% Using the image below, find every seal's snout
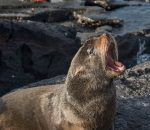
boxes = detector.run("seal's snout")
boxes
[94,33,110,55]
[94,33,112,51]
[99,33,110,45]
[94,33,125,77]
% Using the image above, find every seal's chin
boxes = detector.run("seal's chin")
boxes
[106,45,125,74]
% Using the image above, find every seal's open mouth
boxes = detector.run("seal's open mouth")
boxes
[106,44,125,73]
[95,33,125,75]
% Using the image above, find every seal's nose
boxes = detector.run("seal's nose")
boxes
[94,33,110,54]
[99,33,110,45]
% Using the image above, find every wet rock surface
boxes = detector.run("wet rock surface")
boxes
[116,96,150,130]
[116,30,150,67]
[115,61,150,130]
[115,62,150,130]
[115,61,150,98]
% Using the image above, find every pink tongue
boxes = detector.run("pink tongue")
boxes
[107,55,125,72]
[114,61,123,67]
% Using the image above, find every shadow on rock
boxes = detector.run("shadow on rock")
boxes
[0,20,80,95]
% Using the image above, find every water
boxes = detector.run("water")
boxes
[137,39,150,64]
[51,0,63,3]
[84,5,150,35]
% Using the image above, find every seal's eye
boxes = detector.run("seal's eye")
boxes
[87,48,94,55]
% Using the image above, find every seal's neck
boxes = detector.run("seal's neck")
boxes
[65,72,112,105]
[63,72,114,125]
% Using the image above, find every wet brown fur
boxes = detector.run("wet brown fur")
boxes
[0,33,122,130]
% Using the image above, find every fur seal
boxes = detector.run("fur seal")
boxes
[0,33,125,130]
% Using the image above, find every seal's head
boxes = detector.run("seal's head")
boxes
[69,33,125,79]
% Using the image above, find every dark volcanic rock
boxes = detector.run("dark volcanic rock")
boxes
[115,61,150,98]
[0,20,80,95]
[116,30,150,68]
[27,9,73,23]
[116,96,150,130]
[85,0,128,11]
[116,33,140,68]
[117,33,139,64]
[0,0,48,7]
[0,0,74,22]
[0,8,73,22]
[115,61,150,130]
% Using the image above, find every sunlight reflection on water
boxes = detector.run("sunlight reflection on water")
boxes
[137,39,150,64]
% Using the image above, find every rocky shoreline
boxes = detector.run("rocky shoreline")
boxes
[0,0,149,92]
[0,20,80,95]
[0,0,149,129]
